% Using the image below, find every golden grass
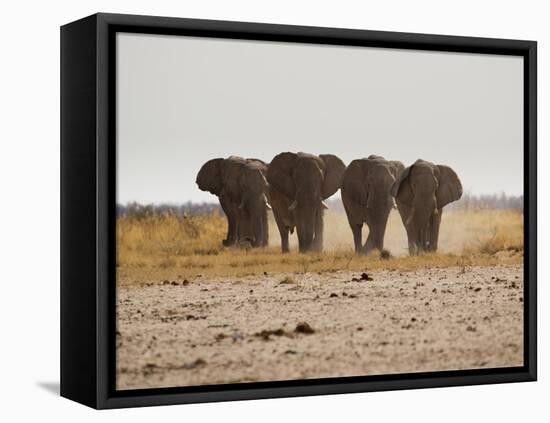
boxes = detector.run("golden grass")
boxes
[116,208,523,284]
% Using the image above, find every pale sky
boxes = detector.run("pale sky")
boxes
[116,32,523,204]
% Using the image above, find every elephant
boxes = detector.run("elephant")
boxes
[391,159,462,255]
[196,156,270,247]
[266,152,346,253]
[341,155,405,254]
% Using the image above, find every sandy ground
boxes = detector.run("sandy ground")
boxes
[116,264,524,390]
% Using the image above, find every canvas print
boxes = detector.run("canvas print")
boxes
[115,33,524,390]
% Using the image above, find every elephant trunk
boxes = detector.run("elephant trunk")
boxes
[293,198,326,253]
[410,194,437,252]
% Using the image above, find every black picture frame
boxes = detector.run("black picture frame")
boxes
[60,12,537,409]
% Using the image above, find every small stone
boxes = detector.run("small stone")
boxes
[295,322,315,334]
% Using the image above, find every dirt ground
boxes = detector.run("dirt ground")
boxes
[116,264,524,390]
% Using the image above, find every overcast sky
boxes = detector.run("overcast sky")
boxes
[116,32,523,204]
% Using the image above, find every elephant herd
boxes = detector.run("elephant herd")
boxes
[196,152,462,256]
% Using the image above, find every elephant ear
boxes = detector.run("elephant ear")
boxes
[196,158,224,195]
[436,165,462,207]
[266,152,297,199]
[391,165,413,206]
[319,154,346,199]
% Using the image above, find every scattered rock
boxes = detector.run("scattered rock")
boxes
[284,349,297,355]
[466,325,477,332]
[162,280,170,285]
[295,322,315,334]
[185,314,205,321]
[254,328,287,340]
[182,279,190,286]
[232,331,244,342]
[330,293,338,298]
[215,333,226,341]
[181,358,206,370]
[352,272,373,282]
[280,276,296,284]
[474,287,482,292]
[356,327,363,331]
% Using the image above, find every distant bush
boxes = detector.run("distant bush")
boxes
[447,192,523,211]
[117,201,222,218]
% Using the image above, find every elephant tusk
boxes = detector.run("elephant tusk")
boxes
[288,200,298,211]
[261,194,272,210]
[320,201,329,209]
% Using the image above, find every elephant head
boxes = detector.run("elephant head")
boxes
[267,152,346,253]
[195,158,225,196]
[196,156,270,247]
[391,159,462,254]
[342,155,405,254]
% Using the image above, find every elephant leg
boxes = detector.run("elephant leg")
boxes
[364,226,383,255]
[297,223,306,253]
[350,223,363,253]
[273,211,290,253]
[428,208,442,252]
[312,208,324,252]
[220,196,238,246]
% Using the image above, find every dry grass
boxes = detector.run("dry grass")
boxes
[116,208,523,284]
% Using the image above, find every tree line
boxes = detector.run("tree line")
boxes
[117,192,523,218]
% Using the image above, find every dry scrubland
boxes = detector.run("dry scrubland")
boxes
[116,209,523,283]
[116,208,524,389]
